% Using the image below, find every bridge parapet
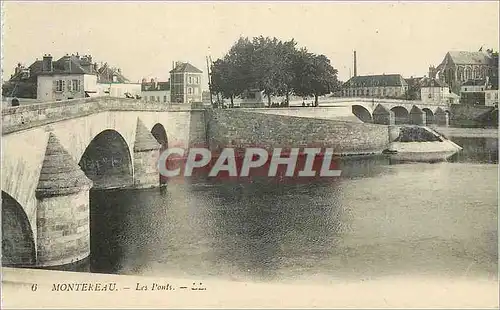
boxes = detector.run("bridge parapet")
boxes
[2,97,205,134]
[323,97,452,108]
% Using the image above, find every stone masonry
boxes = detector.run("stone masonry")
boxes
[133,118,161,188]
[35,133,93,267]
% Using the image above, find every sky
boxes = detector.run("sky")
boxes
[2,1,499,90]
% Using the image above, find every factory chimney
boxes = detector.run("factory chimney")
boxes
[353,50,357,77]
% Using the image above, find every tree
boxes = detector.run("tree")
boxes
[211,36,339,107]
[293,51,338,106]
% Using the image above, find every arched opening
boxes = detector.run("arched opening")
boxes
[151,123,169,185]
[2,191,36,266]
[79,129,133,189]
[151,123,168,151]
[391,106,409,124]
[422,108,434,125]
[352,105,372,123]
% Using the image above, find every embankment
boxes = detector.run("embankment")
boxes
[206,109,389,155]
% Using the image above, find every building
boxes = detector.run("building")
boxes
[2,62,40,99]
[434,49,498,94]
[485,76,499,107]
[404,76,424,100]
[36,54,98,102]
[169,61,203,104]
[420,77,452,105]
[96,63,141,98]
[342,74,409,99]
[461,77,498,106]
[141,78,170,103]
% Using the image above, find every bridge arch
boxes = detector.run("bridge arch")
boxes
[151,123,169,151]
[78,129,133,188]
[391,106,409,124]
[2,191,36,266]
[422,108,434,125]
[151,123,169,185]
[352,105,372,123]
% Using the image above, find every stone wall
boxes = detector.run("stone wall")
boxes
[206,109,390,155]
[36,190,90,266]
[188,110,209,147]
[450,104,498,128]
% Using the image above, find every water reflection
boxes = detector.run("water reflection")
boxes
[449,137,498,164]
[86,137,497,283]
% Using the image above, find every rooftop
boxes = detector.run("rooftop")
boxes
[141,80,170,91]
[420,77,448,88]
[445,51,493,65]
[343,74,408,87]
[169,62,203,74]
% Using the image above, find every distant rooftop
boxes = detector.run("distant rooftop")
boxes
[344,74,408,87]
[142,80,170,91]
[169,62,203,74]
[444,51,493,65]
[420,77,448,88]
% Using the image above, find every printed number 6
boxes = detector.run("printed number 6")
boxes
[31,284,38,292]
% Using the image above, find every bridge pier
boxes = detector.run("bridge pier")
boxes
[35,133,93,267]
[409,105,426,125]
[133,118,162,188]
[434,108,449,127]
[373,104,395,125]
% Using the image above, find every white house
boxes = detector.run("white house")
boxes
[141,78,170,103]
[36,54,98,102]
[420,77,452,105]
[96,63,141,98]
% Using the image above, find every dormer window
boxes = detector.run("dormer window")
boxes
[113,75,118,82]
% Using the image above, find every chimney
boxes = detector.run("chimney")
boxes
[175,61,183,67]
[428,66,436,79]
[353,51,357,77]
[42,54,53,72]
[63,55,72,72]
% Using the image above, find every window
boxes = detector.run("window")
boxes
[196,77,200,84]
[189,76,192,84]
[163,96,167,103]
[495,93,498,99]
[156,96,160,102]
[55,80,65,92]
[150,96,154,101]
[188,87,193,95]
[481,87,484,91]
[72,80,80,92]
[486,93,491,99]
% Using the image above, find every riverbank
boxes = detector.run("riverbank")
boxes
[433,126,498,138]
[2,267,498,308]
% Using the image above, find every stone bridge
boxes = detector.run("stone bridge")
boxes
[319,97,451,126]
[1,96,449,270]
[1,97,208,268]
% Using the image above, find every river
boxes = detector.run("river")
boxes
[88,135,498,285]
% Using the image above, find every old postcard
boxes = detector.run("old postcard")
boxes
[1,1,498,308]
